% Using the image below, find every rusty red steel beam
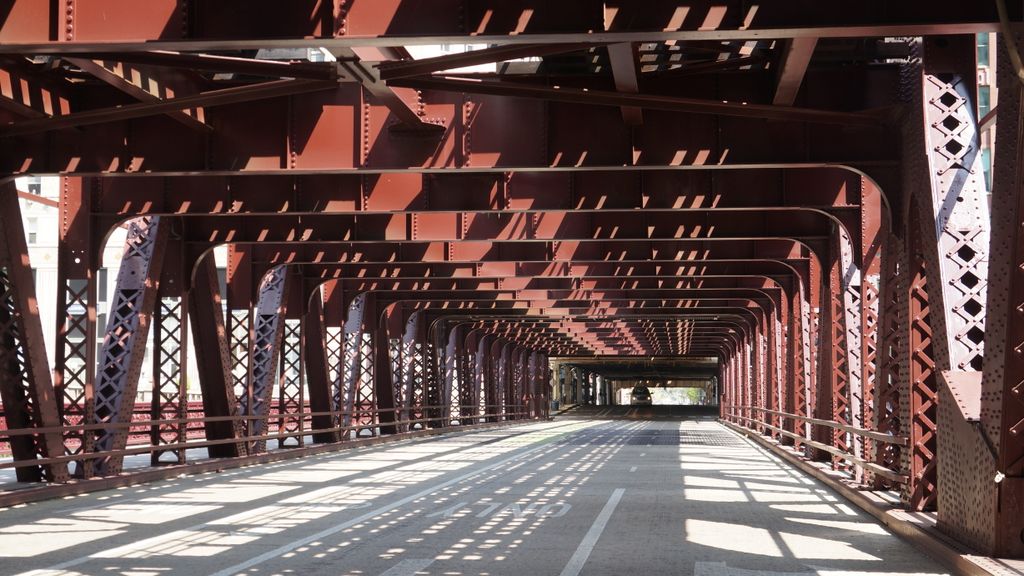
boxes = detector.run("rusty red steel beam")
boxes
[0,81,897,174]
[377,43,602,80]
[387,76,886,127]
[434,315,748,355]
[334,47,439,132]
[606,43,643,125]
[429,315,750,350]
[0,1,1013,51]
[772,38,819,106]
[244,240,810,265]
[87,169,864,215]
[0,58,75,118]
[162,210,836,243]
[68,51,341,80]
[1,78,338,137]
[64,57,212,133]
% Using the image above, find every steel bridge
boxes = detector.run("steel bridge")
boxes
[0,2,1023,574]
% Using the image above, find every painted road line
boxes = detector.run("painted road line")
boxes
[630,466,638,472]
[379,558,435,576]
[558,488,625,576]
[25,424,582,576]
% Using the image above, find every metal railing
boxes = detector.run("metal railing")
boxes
[0,402,542,477]
[724,406,908,483]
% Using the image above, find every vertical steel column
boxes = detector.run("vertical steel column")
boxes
[189,256,244,458]
[383,307,405,433]
[906,204,939,511]
[442,324,462,425]
[92,216,168,476]
[373,302,398,436]
[787,287,805,445]
[277,315,304,448]
[512,346,525,418]
[500,341,513,418]
[838,226,865,472]
[526,351,538,418]
[910,36,994,540]
[0,182,68,482]
[341,293,376,436]
[150,231,188,465]
[241,265,289,454]
[973,32,1024,557]
[462,330,480,424]
[226,245,253,426]
[488,337,504,422]
[402,311,427,430]
[321,282,345,434]
[860,179,884,476]
[875,234,904,484]
[54,177,94,477]
[304,288,339,443]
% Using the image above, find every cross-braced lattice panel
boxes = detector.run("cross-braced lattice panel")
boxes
[407,341,426,428]
[228,309,251,415]
[907,254,938,511]
[93,217,163,463]
[57,278,92,459]
[151,297,185,464]
[325,326,344,429]
[0,267,59,480]
[277,319,303,447]
[245,312,277,452]
[876,240,904,482]
[355,332,375,436]
[923,73,990,371]
[388,337,406,431]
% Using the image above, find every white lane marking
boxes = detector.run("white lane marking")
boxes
[558,488,625,576]
[379,558,435,576]
[629,466,638,473]
[640,453,646,457]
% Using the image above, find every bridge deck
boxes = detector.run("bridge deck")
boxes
[0,414,947,576]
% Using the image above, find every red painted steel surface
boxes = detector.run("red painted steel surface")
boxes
[0,4,1019,558]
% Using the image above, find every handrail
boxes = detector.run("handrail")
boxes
[727,414,908,483]
[0,403,526,438]
[734,406,908,446]
[0,403,540,473]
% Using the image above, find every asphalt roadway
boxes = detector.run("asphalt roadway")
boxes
[0,408,949,575]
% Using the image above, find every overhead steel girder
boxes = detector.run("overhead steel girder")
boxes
[392,304,764,342]
[88,169,864,216]
[442,321,747,356]
[0,1,1013,50]
[248,240,811,266]
[161,210,835,246]
[0,85,895,175]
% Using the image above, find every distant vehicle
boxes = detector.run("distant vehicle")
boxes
[630,385,653,406]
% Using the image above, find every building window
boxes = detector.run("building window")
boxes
[27,217,38,244]
[979,85,991,119]
[978,33,990,67]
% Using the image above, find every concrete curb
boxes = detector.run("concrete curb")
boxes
[720,420,1023,576]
